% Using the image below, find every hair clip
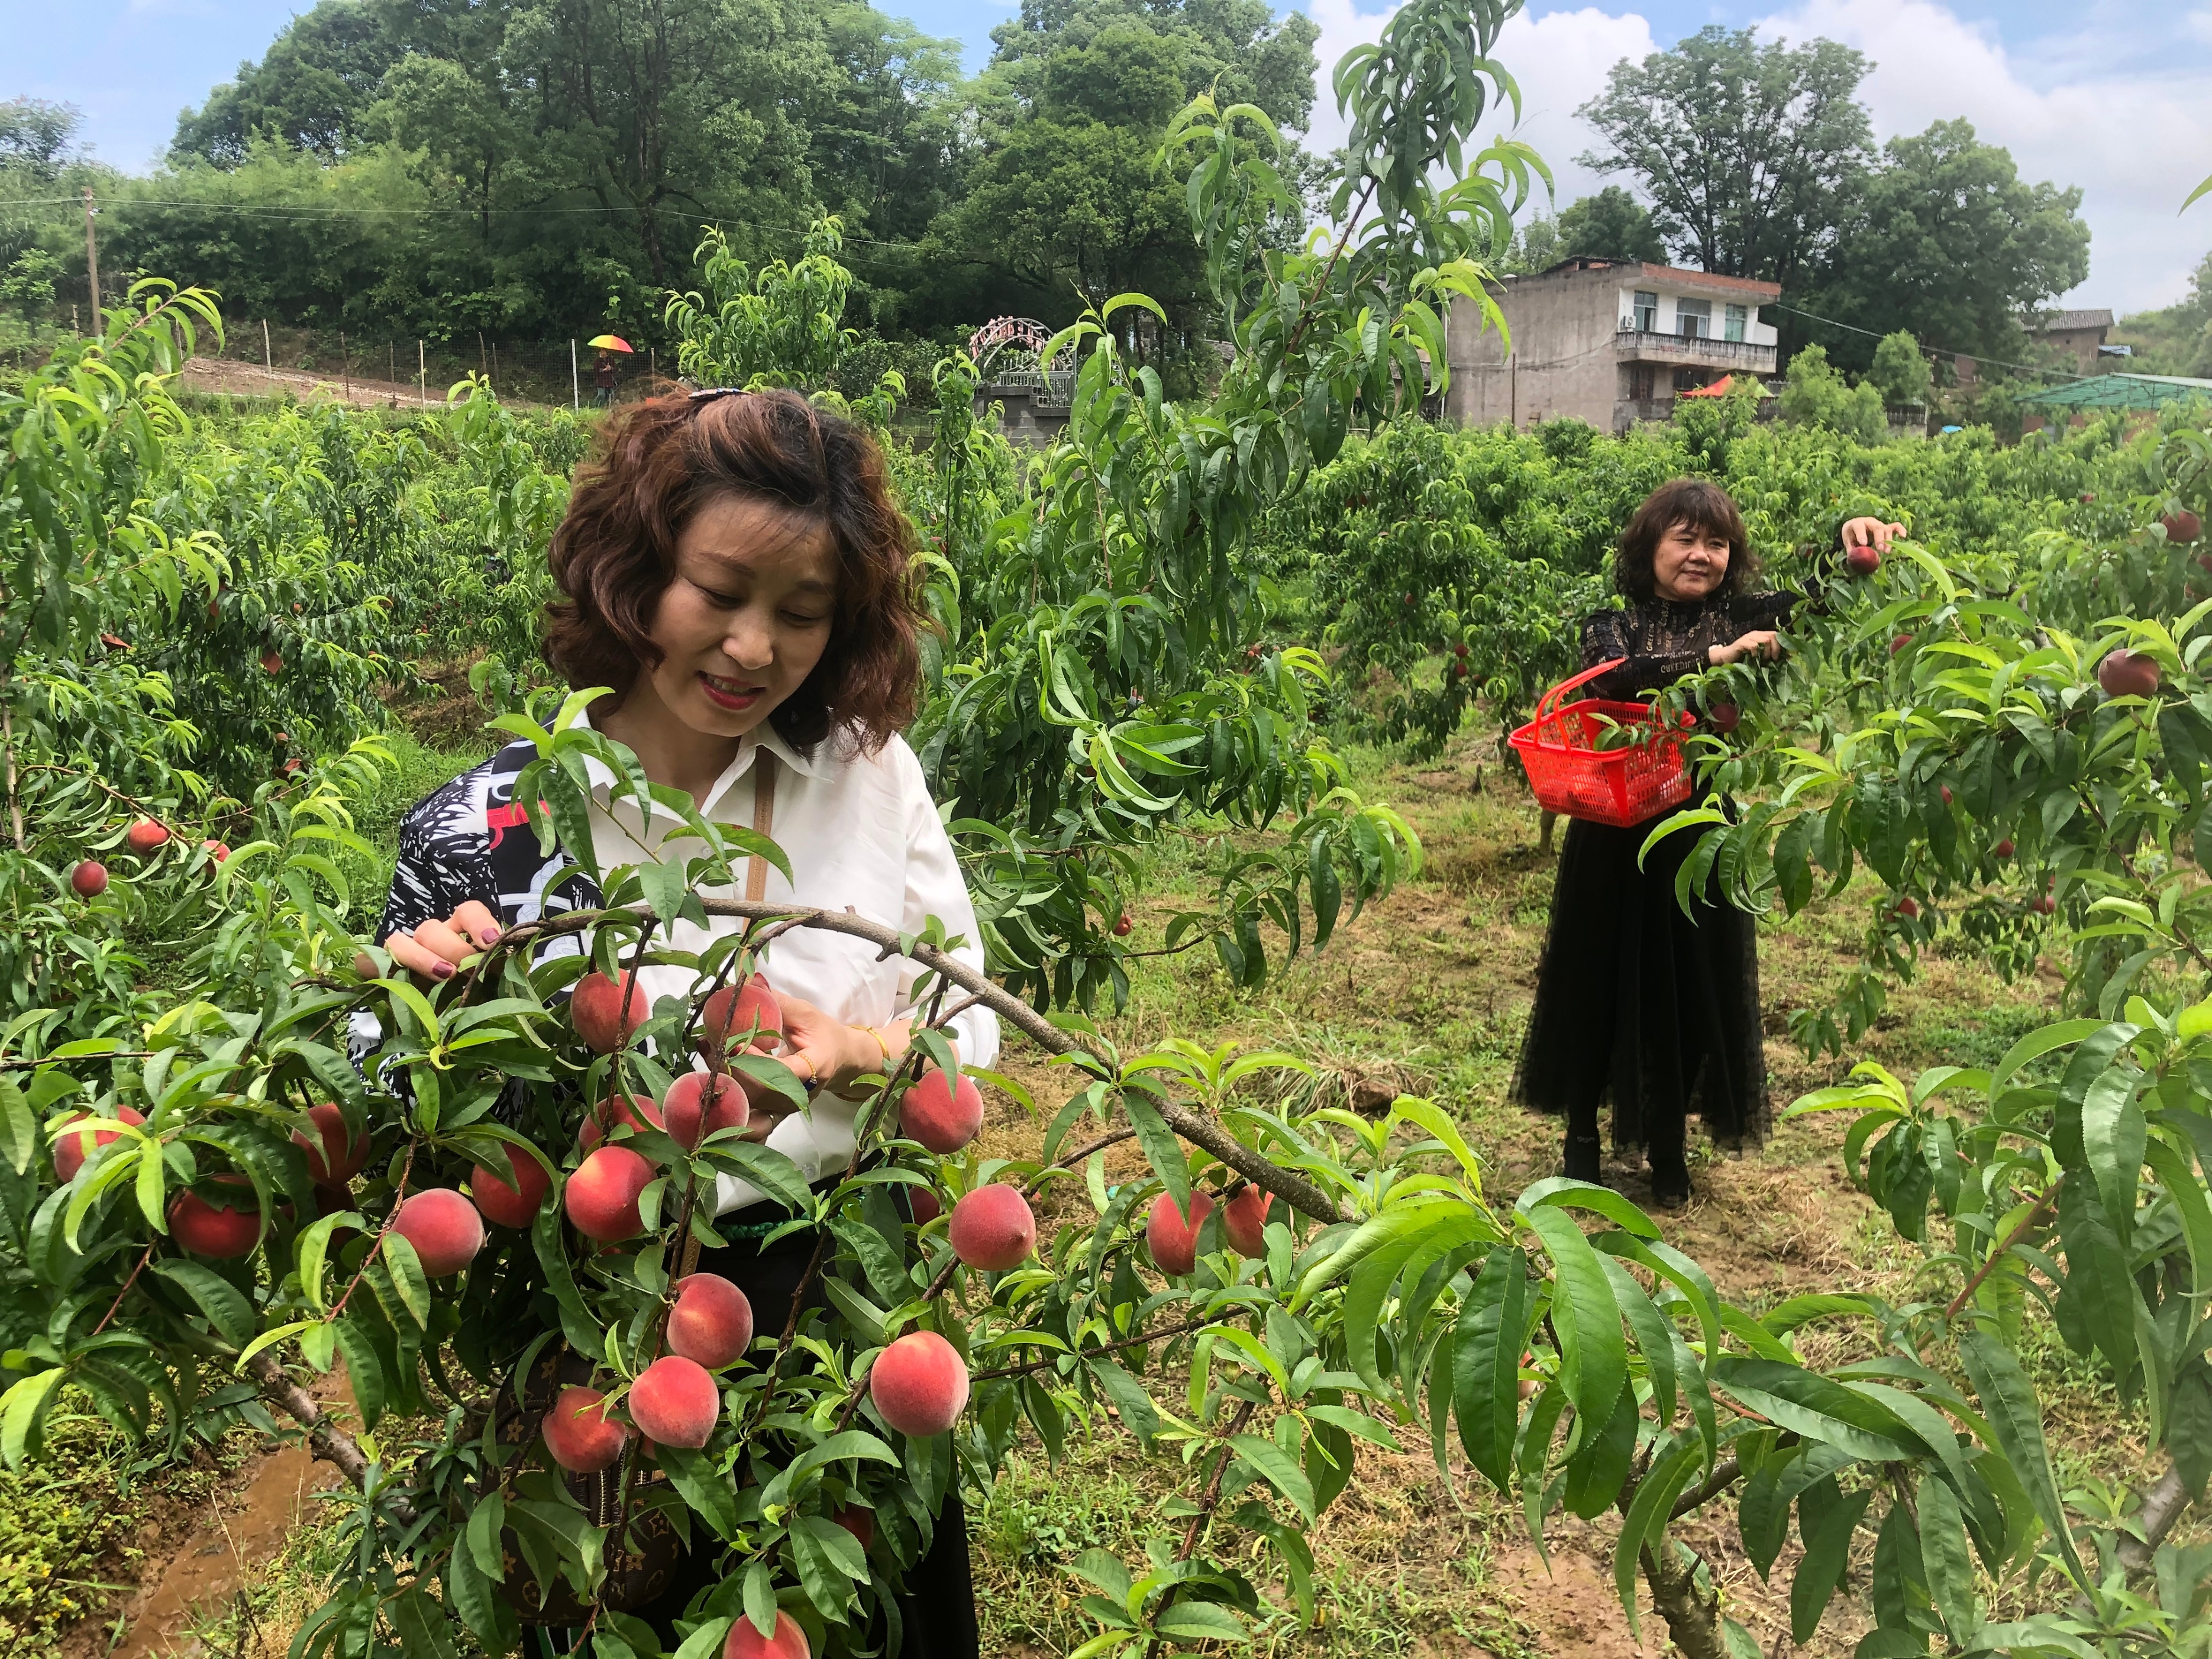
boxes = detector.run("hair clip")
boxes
[687,386,748,404]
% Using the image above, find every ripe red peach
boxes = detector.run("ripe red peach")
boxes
[580,1093,665,1157]
[908,1188,942,1225]
[70,860,108,898]
[724,1610,809,1659]
[565,1146,653,1241]
[293,1102,370,1184]
[1222,1184,1277,1255]
[834,1506,874,1551]
[948,1185,1035,1271]
[170,1183,261,1258]
[470,1154,551,1228]
[125,819,170,854]
[661,1071,747,1148]
[53,1106,144,1182]
[1147,1190,1216,1276]
[901,1069,983,1155]
[2098,650,2161,700]
[389,1188,486,1276]
[571,969,649,1053]
[869,1330,970,1438]
[628,1354,721,1448]
[703,977,783,1053]
[542,1385,630,1473]
[666,1273,755,1368]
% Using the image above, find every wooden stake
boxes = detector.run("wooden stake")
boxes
[419,339,427,406]
[262,318,272,375]
[81,189,99,323]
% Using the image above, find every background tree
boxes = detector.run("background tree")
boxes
[921,0,1320,367]
[169,0,402,165]
[1575,26,1873,289]
[0,97,87,179]
[1867,328,1933,405]
[1557,185,1666,263]
[1777,340,1884,440]
[1801,119,2089,370]
[2112,250,2212,376]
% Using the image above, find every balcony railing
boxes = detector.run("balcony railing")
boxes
[1616,327,1778,372]
[979,367,1077,407]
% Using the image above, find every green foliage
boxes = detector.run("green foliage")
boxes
[5,11,2211,1657]
[666,218,885,405]
[1803,120,2092,373]
[1868,330,1935,408]
[1779,343,1888,442]
[1574,25,1875,286]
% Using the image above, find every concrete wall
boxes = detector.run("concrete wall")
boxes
[1446,266,1624,430]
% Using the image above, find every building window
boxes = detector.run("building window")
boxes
[1633,291,1658,333]
[1629,364,1656,402]
[1724,304,1746,342]
[1675,298,1712,339]
[1671,366,1701,392]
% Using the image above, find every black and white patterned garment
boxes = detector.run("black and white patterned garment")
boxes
[351,740,602,1072]
[377,739,605,941]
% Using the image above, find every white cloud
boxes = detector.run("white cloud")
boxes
[1304,0,1654,217]
[1755,0,2209,314]
[1301,0,2211,317]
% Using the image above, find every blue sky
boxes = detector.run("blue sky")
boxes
[7,0,2208,311]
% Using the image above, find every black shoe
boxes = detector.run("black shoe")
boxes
[1564,1132,1603,1184]
[1647,1147,1691,1209]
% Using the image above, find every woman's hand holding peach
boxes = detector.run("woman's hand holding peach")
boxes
[382,900,502,979]
[1840,516,1906,556]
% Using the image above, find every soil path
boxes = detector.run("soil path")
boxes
[92,1376,352,1659]
[177,355,551,411]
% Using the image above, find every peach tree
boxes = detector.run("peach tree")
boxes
[1640,429,2212,1650]
[4,8,2191,1659]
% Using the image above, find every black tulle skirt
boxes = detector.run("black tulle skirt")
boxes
[1512,801,1770,1150]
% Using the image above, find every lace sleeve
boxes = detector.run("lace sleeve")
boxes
[1581,610,1708,700]
[1737,589,1807,630]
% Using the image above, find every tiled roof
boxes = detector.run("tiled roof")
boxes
[1530,257,1781,299]
[2030,309,2114,333]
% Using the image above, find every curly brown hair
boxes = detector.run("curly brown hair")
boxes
[544,389,921,754]
[1613,477,1755,603]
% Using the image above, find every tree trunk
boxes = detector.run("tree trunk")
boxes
[1642,1537,1726,1659]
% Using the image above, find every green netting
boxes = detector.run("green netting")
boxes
[2019,373,2212,409]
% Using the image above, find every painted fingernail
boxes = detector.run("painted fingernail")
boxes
[479,929,500,945]
[432,961,455,979]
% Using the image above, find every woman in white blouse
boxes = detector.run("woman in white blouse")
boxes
[373,386,991,1652]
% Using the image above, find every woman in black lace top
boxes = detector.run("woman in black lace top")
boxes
[1512,479,1902,1206]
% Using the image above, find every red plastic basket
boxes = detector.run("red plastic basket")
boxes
[1509,659,1694,828]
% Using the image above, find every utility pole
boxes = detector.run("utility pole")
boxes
[81,189,99,322]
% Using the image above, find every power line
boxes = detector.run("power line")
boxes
[1769,300,2098,383]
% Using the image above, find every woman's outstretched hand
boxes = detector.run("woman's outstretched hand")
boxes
[762,992,914,1102]
[1841,515,1907,556]
[379,900,502,979]
[1708,630,1780,666]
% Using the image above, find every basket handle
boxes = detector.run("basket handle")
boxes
[1536,659,1626,720]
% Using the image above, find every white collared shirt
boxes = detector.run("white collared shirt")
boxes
[570,715,999,1214]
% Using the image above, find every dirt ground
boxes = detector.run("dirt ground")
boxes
[177,354,552,410]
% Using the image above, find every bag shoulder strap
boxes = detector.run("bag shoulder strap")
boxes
[746,750,777,902]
